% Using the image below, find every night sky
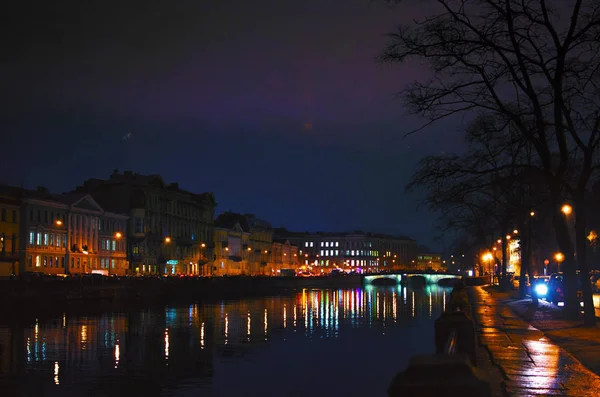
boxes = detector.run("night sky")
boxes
[2,0,463,250]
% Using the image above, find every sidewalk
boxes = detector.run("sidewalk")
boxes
[471,286,600,396]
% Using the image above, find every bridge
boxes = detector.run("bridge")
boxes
[362,272,461,285]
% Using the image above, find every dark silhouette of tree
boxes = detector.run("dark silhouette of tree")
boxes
[383,0,600,324]
[408,114,548,297]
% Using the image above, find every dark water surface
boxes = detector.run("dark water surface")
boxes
[0,285,451,397]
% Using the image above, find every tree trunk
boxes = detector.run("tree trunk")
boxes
[519,220,529,299]
[552,210,579,320]
[500,225,509,291]
[575,196,596,325]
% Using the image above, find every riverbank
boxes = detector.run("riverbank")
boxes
[0,275,363,312]
[485,285,600,377]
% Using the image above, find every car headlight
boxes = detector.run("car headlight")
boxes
[535,284,548,296]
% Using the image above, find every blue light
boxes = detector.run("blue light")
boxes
[535,284,548,296]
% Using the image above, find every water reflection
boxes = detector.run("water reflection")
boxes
[0,285,450,397]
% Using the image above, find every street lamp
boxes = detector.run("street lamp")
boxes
[55,220,63,226]
[554,252,565,273]
[164,237,171,244]
[561,204,573,215]
[115,232,122,239]
[530,211,535,217]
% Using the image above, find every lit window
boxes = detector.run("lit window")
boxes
[335,250,339,256]
[351,250,355,256]
[320,250,324,256]
[325,242,329,247]
[29,231,34,245]
[112,240,116,251]
[325,250,329,256]
[305,242,308,247]
[36,233,41,246]
[336,242,339,247]
[35,255,41,267]
[321,242,324,247]
[310,242,313,247]
[351,260,355,266]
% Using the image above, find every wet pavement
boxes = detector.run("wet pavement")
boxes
[472,287,600,396]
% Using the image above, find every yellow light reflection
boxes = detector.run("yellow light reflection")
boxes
[443,290,446,312]
[411,291,415,318]
[164,328,170,361]
[293,305,297,328]
[521,338,560,388]
[283,304,287,329]
[53,361,59,385]
[224,313,229,345]
[114,343,120,368]
[264,309,268,339]
[429,291,432,318]
[62,313,66,328]
[200,322,205,349]
[247,311,251,338]
[81,325,87,350]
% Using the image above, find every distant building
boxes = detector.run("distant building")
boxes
[0,185,130,276]
[274,229,417,273]
[212,213,300,276]
[416,252,443,271]
[73,170,216,275]
[0,185,22,278]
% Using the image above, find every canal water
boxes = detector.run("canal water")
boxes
[0,285,451,397]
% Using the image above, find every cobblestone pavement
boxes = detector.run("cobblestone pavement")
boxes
[472,286,600,396]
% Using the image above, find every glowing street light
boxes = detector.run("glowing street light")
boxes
[164,237,171,244]
[530,211,535,217]
[201,243,206,248]
[513,229,518,234]
[506,235,511,240]
[55,220,63,226]
[561,204,573,215]
[115,232,122,239]
[554,252,565,262]
[497,239,502,244]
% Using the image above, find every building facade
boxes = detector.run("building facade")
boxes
[0,186,21,278]
[276,230,417,274]
[73,171,216,276]
[416,252,443,271]
[271,239,300,275]
[17,188,128,276]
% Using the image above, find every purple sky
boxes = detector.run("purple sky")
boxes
[2,0,462,250]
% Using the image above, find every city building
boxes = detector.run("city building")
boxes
[73,171,216,275]
[0,185,22,278]
[275,229,417,273]
[271,238,300,275]
[18,187,128,276]
[213,212,252,276]
[416,252,443,271]
[212,212,278,276]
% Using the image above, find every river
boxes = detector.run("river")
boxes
[0,285,452,397]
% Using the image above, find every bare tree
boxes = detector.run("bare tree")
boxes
[383,0,600,324]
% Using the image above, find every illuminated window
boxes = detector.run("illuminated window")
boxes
[35,255,41,267]
[320,250,324,256]
[112,240,116,251]
[351,250,355,256]
[320,242,324,247]
[335,250,339,256]
[351,260,355,266]
[325,250,329,256]
[305,242,308,247]
[29,231,34,245]
[36,233,41,246]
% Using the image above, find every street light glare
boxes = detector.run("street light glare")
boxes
[530,211,535,217]
[561,204,573,215]
[164,237,171,243]
[554,252,565,262]
[115,232,122,239]
[55,220,63,226]
[513,229,518,234]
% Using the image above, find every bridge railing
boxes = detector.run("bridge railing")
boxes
[387,283,491,397]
